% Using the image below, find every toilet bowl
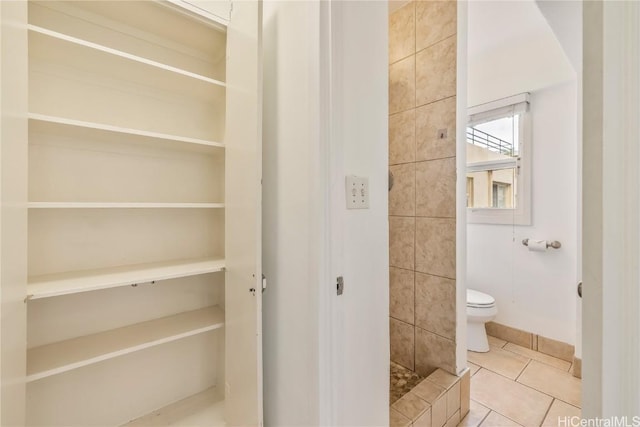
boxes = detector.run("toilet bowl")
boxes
[467,289,497,353]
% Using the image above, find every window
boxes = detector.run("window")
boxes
[466,93,531,225]
[466,177,474,207]
[492,182,511,208]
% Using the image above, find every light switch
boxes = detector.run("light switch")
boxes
[345,175,369,209]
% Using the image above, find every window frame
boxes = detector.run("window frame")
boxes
[466,93,532,225]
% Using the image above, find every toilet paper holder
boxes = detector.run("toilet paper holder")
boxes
[522,238,562,249]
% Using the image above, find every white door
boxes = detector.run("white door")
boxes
[224,0,264,425]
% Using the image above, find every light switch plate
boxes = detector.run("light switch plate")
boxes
[345,175,369,209]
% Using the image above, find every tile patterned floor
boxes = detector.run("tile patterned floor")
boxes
[461,335,581,427]
[390,334,582,427]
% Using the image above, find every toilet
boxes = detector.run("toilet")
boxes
[467,289,498,353]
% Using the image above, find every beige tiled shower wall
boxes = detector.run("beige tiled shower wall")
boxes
[389,0,457,377]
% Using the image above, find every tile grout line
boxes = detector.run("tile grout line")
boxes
[473,361,534,385]
[415,33,457,58]
[476,407,491,427]
[469,342,582,421]
[514,356,531,382]
[484,358,580,409]
[516,378,582,410]
[470,363,525,383]
[389,214,456,220]
[389,94,457,118]
[473,369,545,427]
[389,264,456,282]
[538,398,556,427]
[504,341,582,409]
[500,345,572,372]
[389,153,457,167]
[486,409,525,427]
[411,0,417,376]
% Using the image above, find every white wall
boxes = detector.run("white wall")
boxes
[262,1,389,426]
[331,2,389,425]
[535,0,583,360]
[467,81,578,344]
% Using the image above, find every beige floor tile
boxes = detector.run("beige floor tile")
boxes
[468,362,481,376]
[458,400,490,427]
[542,399,581,426]
[392,392,430,422]
[487,335,507,349]
[471,369,553,426]
[467,347,530,380]
[390,408,411,427]
[503,343,571,372]
[480,411,522,426]
[517,361,581,408]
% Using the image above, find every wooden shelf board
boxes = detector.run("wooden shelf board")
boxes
[28,24,225,87]
[27,258,225,300]
[27,306,225,382]
[28,202,225,209]
[123,387,225,426]
[29,113,225,149]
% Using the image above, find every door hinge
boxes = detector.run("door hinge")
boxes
[337,276,344,296]
[250,275,266,296]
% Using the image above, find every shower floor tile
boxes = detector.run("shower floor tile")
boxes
[390,362,425,404]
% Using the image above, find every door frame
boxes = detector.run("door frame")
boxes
[582,0,640,416]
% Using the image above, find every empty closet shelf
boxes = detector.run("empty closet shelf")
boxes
[28,202,225,209]
[27,305,225,382]
[27,258,225,299]
[123,387,225,426]
[29,113,225,149]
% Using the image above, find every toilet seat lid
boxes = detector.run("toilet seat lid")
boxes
[467,289,495,307]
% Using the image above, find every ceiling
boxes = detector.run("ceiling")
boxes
[468,0,554,61]
[466,0,576,105]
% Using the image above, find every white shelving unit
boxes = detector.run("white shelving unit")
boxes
[0,1,263,426]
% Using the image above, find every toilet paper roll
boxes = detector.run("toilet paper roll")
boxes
[527,239,547,252]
